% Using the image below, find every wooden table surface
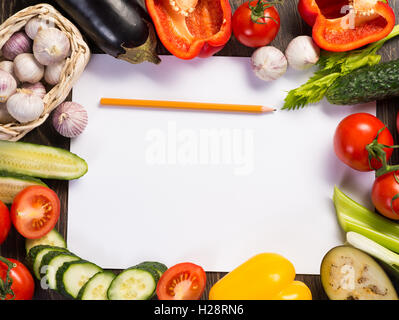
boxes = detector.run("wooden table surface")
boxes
[1,0,398,301]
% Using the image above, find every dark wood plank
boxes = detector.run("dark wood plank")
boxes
[0,0,397,301]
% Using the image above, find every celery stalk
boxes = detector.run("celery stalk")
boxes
[333,186,399,253]
[346,232,399,276]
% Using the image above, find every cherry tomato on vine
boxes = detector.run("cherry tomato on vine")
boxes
[0,257,34,300]
[232,0,281,48]
[0,201,11,245]
[334,113,394,172]
[11,186,60,239]
[372,171,399,220]
[156,263,206,300]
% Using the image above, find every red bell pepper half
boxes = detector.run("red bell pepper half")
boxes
[298,0,395,52]
[145,0,232,60]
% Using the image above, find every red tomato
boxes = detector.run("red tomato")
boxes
[232,1,280,48]
[0,258,34,300]
[11,186,60,239]
[372,171,399,220]
[0,201,11,245]
[156,263,206,300]
[334,113,394,172]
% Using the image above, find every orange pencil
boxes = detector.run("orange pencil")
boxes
[100,98,276,114]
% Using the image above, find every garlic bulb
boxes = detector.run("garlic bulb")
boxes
[25,17,55,40]
[285,36,320,71]
[0,70,17,103]
[0,61,18,84]
[22,82,46,99]
[1,32,32,60]
[0,102,15,124]
[45,60,65,85]
[7,90,44,123]
[14,53,44,84]
[52,102,88,138]
[251,46,288,82]
[33,28,70,66]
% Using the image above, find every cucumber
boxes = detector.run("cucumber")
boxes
[135,261,167,277]
[56,260,103,299]
[25,229,66,254]
[107,267,158,300]
[326,59,399,105]
[77,271,116,300]
[0,171,46,204]
[321,246,398,300]
[42,252,80,290]
[28,245,68,279]
[0,140,88,180]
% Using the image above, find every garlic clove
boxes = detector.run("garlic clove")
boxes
[0,70,17,103]
[44,60,65,85]
[25,17,56,40]
[251,46,288,82]
[0,102,15,124]
[52,102,88,138]
[14,53,44,84]
[6,91,44,124]
[1,31,32,61]
[21,82,46,99]
[33,28,70,66]
[285,36,320,71]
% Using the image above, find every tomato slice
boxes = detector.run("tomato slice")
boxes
[11,186,60,239]
[156,262,206,300]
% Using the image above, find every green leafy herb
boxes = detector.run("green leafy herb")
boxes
[283,24,399,110]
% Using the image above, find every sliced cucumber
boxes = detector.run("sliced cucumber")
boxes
[43,252,80,290]
[25,229,66,254]
[28,245,68,280]
[56,260,103,299]
[135,261,167,277]
[77,271,116,300]
[0,171,46,204]
[0,140,88,180]
[107,267,158,300]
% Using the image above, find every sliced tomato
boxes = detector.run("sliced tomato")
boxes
[156,262,206,300]
[11,186,60,239]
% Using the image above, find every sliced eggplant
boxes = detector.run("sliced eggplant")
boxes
[321,246,398,300]
[56,0,160,64]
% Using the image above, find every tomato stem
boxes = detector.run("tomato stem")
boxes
[249,0,283,25]
[0,257,15,300]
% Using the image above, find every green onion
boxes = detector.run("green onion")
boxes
[346,232,399,278]
[333,186,399,253]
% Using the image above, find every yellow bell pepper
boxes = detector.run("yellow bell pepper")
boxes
[209,253,312,300]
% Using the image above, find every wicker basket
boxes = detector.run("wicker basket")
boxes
[0,3,90,141]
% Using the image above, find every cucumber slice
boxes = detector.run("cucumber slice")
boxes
[107,267,158,300]
[136,261,167,277]
[0,171,46,204]
[0,140,88,180]
[28,245,68,280]
[77,271,116,300]
[43,252,80,290]
[56,260,103,299]
[25,229,66,254]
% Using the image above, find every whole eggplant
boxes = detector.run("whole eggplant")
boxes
[56,0,161,64]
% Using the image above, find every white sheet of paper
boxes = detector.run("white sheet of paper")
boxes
[69,54,376,274]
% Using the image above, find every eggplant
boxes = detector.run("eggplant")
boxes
[56,0,160,64]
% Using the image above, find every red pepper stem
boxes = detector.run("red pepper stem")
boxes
[249,0,283,24]
[0,256,15,300]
